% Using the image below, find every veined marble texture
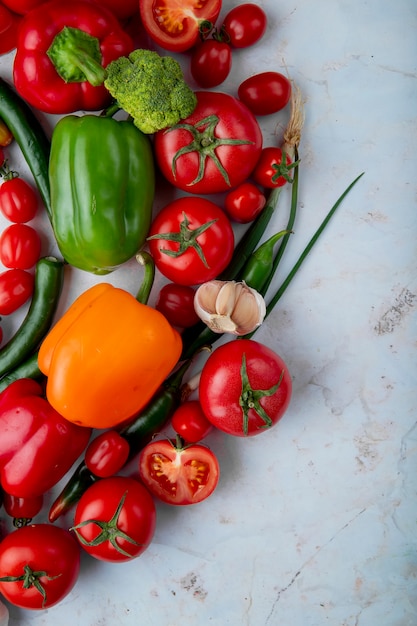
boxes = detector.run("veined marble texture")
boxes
[0,1,415,625]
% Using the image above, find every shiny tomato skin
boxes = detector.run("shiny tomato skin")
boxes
[224,182,266,223]
[199,339,292,437]
[253,147,294,189]
[138,438,220,505]
[155,283,200,327]
[148,196,234,286]
[73,476,156,562]
[171,401,213,443]
[0,223,41,269]
[3,493,44,521]
[0,177,38,223]
[238,71,292,116]
[0,524,80,609]
[0,268,34,315]
[139,0,222,52]
[85,430,130,478]
[191,40,232,88]
[222,3,267,48]
[154,91,263,195]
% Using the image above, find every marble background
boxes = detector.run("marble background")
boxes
[0,0,416,624]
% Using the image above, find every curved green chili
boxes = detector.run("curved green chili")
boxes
[0,78,52,220]
[0,256,64,380]
[0,353,42,394]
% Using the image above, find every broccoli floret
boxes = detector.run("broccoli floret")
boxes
[104,49,197,134]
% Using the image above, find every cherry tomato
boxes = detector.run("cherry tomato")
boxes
[199,339,292,437]
[138,436,220,505]
[252,147,296,189]
[0,524,80,609]
[191,39,232,88]
[148,196,234,286]
[72,476,156,562]
[0,268,34,315]
[0,223,41,270]
[3,493,44,526]
[139,0,222,52]
[224,182,266,223]
[222,3,267,48]
[171,401,213,443]
[238,71,292,116]
[154,91,263,195]
[0,176,38,223]
[85,430,130,478]
[0,5,22,55]
[155,283,200,327]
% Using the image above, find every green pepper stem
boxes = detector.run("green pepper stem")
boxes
[135,252,155,305]
[47,26,107,86]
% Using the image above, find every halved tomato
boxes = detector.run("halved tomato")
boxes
[139,0,222,52]
[138,436,220,505]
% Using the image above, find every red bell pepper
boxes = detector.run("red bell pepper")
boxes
[0,378,92,498]
[0,3,22,56]
[13,0,134,114]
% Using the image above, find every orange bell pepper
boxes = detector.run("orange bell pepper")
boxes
[38,283,182,429]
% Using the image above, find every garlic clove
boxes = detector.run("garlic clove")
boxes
[194,280,266,335]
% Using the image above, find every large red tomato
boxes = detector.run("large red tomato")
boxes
[154,91,263,195]
[199,339,292,437]
[72,476,156,562]
[148,196,234,285]
[139,0,222,52]
[0,524,80,609]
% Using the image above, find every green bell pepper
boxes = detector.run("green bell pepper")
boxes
[49,114,155,274]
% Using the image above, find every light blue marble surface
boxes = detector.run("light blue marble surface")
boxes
[0,1,416,624]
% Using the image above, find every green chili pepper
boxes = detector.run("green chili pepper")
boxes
[48,357,193,522]
[241,230,292,293]
[49,114,155,275]
[0,353,42,394]
[0,78,51,220]
[0,256,64,380]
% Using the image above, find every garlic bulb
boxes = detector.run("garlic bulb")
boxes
[194,280,266,336]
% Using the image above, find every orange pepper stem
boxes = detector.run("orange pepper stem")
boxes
[135,252,155,304]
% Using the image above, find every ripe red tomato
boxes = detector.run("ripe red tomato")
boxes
[148,196,234,286]
[191,39,232,88]
[199,339,292,437]
[224,181,266,223]
[155,283,200,327]
[0,176,38,223]
[72,476,156,562]
[0,223,41,269]
[0,524,80,609]
[154,91,263,195]
[171,401,213,443]
[84,430,130,478]
[138,436,220,505]
[0,4,22,54]
[222,3,267,48]
[252,147,296,189]
[139,0,222,52]
[238,71,292,116]
[3,493,44,524]
[0,268,34,315]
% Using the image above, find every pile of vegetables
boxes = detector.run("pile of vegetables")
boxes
[0,0,363,615]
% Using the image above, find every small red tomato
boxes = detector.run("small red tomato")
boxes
[252,147,296,189]
[155,283,200,328]
[0,176,38,223]
[3,493,44,525]
[238,71,291,116]
[191,39,232,88]
[0,223,41,269]
[0,268,34,315]
[171,401,213,443]
[224,182,266,223]
[222,3,267,48]
[138,436,220,505]
[85,430,130,478]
